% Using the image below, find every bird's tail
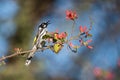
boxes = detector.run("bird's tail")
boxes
[25,45,37,66]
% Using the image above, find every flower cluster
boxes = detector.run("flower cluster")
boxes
[42,31,67,53]
[31,10,93,54]
[66,10,77,20]
[41,10,93,54]
[79,39,93,49]
[79,26,91,37]
[14,48,22,53]
[93,67,114,80]
[66,10,93,53]
[56,32,67,39]
[42,10,93,53]
[79,25,93,49]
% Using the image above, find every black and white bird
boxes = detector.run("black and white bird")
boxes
[25,21,50,66]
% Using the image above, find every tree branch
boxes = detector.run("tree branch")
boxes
[0,21,92,62]
[0,46,51,62]
[0,50,33,62]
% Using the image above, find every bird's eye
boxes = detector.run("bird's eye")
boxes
[42,23,44,26]
[40,23,45,28]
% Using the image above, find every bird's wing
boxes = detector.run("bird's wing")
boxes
[33,33,39,45]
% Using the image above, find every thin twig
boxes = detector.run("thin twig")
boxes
[0,46,51,62]
[0,50,33,62]
[88,17,93,32]
[70,20,75,37]
[66,33,81,43]
[0,20,93,62]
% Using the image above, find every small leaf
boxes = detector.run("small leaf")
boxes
[87,46,93,49]
[87,34,92,37]
[86,39,92,43]
[14,48,22,53]
[60,38,65,43]
[80,32,85,35]
[54,33,59,40]
[83,42,88,46]
[0,60,6,66]
[41,41,46,47]
[53,39,57,43]
[53,43,63,53]
[68,45,77,53]
[79,26,84,33]
[42,34,51,39]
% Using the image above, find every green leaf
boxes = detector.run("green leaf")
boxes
[41,41,46,47]
[83,42,88,46]
[87,34,92,37]
[53,43,63,53]
[53,38,57,43]
[42,34,52,39]
[59,39,64,43]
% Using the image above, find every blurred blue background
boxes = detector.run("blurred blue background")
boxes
[0,0,120,80]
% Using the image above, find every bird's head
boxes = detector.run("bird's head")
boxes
[39,21,50,28]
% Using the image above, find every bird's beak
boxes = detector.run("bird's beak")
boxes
[46,20,50,24]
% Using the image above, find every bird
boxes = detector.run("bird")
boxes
[25,21,50,66]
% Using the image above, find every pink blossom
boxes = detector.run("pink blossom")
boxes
[79,39,93,49]
[69,42,74,48]
[79,26,87,33]
[57,32,67,39]
[93,67,102,77]
[105,72,114,80]
[66,10,77,20]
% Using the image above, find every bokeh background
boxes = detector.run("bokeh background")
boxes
[0,0,120,80]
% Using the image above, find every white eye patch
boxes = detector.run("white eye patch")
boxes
[43,25,46,28]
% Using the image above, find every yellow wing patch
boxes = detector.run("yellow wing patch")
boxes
[33,36,37,45]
